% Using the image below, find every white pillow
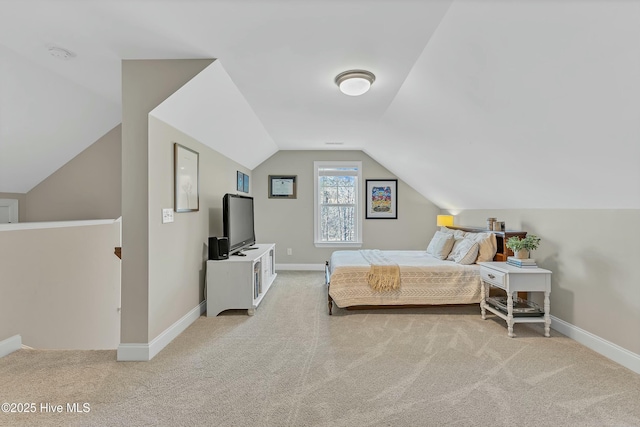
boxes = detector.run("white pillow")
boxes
[464,232,497,263]
[453,240,479,265]
[426,231,455,260]
[446,237,466,261]
[440,227,466,239]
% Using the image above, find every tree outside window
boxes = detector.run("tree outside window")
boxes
[314,161,362,247]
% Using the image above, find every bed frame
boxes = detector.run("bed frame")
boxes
[325,226,527,315]
[325,261,334,314]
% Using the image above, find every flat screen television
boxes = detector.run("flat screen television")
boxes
[222,193,256,255]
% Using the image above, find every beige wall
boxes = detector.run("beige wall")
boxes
[450,209,640,355]
[25,125,122,222]
[253,150,440,264]
[0,193,26,222]
[121,59,214,344]
[147,116,249,339]
[0,221,121,349]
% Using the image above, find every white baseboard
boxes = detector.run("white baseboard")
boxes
[0,335,22,358]
[551,315,640,375]
[276,263,325,271]
[117,301,206,361]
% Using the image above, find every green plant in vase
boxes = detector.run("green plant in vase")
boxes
[506,234,541,259]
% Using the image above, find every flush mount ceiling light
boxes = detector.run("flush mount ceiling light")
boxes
[47,46,76,60]
[335,70,375,96]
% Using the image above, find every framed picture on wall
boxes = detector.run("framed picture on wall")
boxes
[268,175,297,199]
[237,171,244,192]
[174,143,199,212]
[365,179,397,219]
[243,173,249,193]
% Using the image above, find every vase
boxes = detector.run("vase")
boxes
[514,249,530,259]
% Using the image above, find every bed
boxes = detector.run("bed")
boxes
[326,226,515,314]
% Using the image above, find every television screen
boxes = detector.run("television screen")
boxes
[223,194,256,254]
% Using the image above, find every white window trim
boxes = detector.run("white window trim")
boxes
[313,160,363,248]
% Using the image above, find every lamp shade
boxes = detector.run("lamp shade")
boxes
[436,215,454,227]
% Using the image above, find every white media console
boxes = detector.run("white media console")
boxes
[206,243,276,316]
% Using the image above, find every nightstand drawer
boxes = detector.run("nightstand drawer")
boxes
[481,268,506,288]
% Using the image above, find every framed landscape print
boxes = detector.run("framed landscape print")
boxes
[365,179,397,219]
[174,143,199,212]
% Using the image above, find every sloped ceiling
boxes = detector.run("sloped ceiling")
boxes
[0,0,638,209]
[0,45,120,193]
[150,61,278,170]
[372,0,640,209]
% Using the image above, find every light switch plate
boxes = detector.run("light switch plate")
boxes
[162,208,174,223]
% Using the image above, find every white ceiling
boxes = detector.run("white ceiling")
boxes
[0,0,638,209]
[149,60,279,170]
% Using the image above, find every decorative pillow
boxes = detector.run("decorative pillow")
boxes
[464,232,497,262]
[453,240,479,265]
[446,237,467,261]
[426,231,455,260]
[440,227,466,239]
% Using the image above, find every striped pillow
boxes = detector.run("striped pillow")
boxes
[453,240,479,265]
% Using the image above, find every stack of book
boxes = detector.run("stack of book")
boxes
[507,257,537,268]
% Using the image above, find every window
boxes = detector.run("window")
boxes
[314,161,362,247]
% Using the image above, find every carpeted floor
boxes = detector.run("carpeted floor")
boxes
[2,271,640,427]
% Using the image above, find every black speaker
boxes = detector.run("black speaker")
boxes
[208,237,229,260]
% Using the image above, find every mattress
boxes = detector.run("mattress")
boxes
[328,250,482,308]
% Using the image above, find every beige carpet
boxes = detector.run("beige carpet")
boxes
[2,271,640,427]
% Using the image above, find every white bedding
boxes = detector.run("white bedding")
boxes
[328,250,482,308]
[329,250,477,271]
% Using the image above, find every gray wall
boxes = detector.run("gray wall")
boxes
[450,209,640,355]
[147,116,249,338]
[1,123,120,223]
[253,150,440,265]
[25,125,122,222]
[121,59,214,344]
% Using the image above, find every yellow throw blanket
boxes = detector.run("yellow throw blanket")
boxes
[360,250,400,291]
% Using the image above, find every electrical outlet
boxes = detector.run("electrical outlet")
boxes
[287,248,292,255]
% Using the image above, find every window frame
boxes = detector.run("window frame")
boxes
[313,160,363,248]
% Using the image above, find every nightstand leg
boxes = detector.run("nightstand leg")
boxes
[507,292,515,338]
[544,291,551,337]
[480,281,486,320]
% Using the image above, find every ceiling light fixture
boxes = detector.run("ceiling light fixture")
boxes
[335,70,375,96]
[47,46,76,60]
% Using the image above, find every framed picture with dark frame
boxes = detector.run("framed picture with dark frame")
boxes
[243,173,249,193]
[237,171,244,192]
[268,175,297,199]
[365,179,397,219]
[174,143,199,212]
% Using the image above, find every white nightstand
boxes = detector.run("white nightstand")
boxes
[478,262,552,338]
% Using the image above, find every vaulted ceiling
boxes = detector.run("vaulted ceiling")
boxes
[1,0,638,209]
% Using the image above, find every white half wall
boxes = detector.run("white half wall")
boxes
[0,220,121,349]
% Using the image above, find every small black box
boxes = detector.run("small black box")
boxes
[208,237,229,260]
